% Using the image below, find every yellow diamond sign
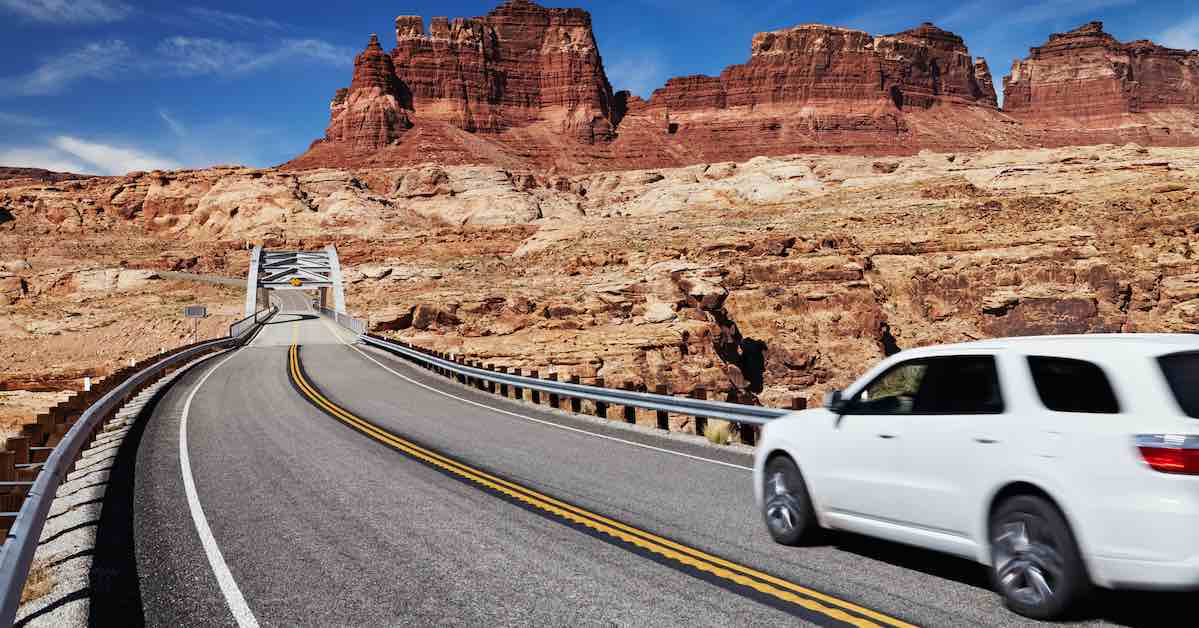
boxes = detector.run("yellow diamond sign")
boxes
[289,278,303,287]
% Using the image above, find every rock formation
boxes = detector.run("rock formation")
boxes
[649,23,997,113]
[1003,22,1199,143]
[391,0,616,142]
[324,34,413,150]
[290,2,1022,172]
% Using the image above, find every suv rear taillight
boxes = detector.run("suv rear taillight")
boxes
[1137,435,1199,475]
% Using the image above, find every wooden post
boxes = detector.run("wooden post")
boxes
[594,377,608,419]
[691,387,708,436]
[622,382,637,424]
[0,451,15,483]
[655,384,670,431]
[547,373,560,409]
[475,362,487,390]
[485,364,496,394]
[530,370,540,404]
[793,396,808,411]
[498,367,510,398]
[569,375,582,413]
[6,437,29,466]
[512,369,523,400]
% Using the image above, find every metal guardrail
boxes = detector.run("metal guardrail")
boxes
[318,307,367,335]
[230,305,277,338]
[359,334,790,425]
[0,306,277,625]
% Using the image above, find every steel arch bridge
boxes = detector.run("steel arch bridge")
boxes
[244,245,347,316]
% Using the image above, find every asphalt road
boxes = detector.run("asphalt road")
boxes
[104,293,1185,627]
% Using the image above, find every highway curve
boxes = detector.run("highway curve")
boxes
[94,294,1184,627]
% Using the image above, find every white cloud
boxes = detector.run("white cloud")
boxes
[155,37,352,76]
[0,0,131,24]
[1,36,350,98]
[0,146,90,174]
[53,136,181,175]
[606,52,667,99]
[1160,16,1199,51]
[185,7,285,32]
[0,112,49,127]
[159,109,187,137]
[0,40,132,97]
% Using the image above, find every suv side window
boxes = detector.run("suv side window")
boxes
[850,356,1004,415]
[1159,352,1199,418]
[914,356,1005,414]
[1027,356,1120,414]
[853,361,928,415]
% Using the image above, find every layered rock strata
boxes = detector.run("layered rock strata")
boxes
[1003,22,1199,144]
[325,34,413,149]
[291,2,1026,172]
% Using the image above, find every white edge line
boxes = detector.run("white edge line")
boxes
[179,350,261,628]
[315,316,751,472]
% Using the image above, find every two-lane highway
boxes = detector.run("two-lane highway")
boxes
[97,296,1176,626]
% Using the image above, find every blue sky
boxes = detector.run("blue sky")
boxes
[0,0,1195,175]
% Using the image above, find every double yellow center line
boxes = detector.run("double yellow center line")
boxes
[287,343,914,628]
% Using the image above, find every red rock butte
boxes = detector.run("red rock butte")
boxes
[286,2,1199,173]
[1004,22,1199,144]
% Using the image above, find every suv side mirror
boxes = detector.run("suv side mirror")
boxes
[823,390,849,415]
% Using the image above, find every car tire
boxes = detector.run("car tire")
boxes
[762,455,819,546]
[989,495,1091,620]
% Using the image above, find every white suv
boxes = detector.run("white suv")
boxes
[753,334,1199,619]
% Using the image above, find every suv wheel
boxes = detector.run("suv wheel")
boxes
[990,495,1091,620]
[762,456,818,546]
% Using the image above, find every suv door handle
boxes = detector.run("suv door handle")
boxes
[974,438,1000,445]
[878,434,898,440]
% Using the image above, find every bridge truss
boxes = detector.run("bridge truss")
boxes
[244,245,347,316]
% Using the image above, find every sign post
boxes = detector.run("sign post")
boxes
[184,305,208,345]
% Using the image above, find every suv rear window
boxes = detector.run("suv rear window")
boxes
[1028,356,1120,414]
[1159,352,1199,418]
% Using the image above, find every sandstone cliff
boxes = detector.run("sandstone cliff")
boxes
[325,34,413,150]
[1004,22,1199,144]
[298,0,618,170]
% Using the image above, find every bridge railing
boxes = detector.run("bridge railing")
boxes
[230,304,276,338]
[0,307,277,626]
[358,334,791,427]
[317,307,367,335]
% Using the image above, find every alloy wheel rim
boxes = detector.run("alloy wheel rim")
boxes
[993,516,1065,608]
[765,471,802,535]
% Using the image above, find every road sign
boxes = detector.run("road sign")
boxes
[184,306,207,318]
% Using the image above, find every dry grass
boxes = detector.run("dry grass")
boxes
[704,420,735,446]
[20,559,54,605]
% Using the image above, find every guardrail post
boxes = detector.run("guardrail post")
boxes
[569,375,582,413]
[622,382,637,424]
[547,373,560,408]
[530,370,540,405]
[6,437,29,466]
[513,370,524,401]
[472,361,485,390]
[0,451,14,483]
[485,364,496,394]
[498,367,510,397]
[594,377,608,419]
[691,387,708,436]
[655,384,670,430]
[792,396,808,411]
